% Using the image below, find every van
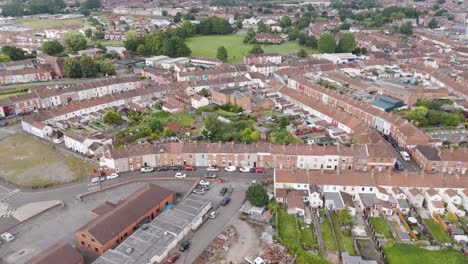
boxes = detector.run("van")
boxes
[399,151,411,161]
[395,160,404,171]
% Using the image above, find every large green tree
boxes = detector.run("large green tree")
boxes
[1,46,26,61]
[41,40,64,56]
[63,57,82,78]
[400,21,413,36]
[84,0,101,9]
[298,49,308,58]
[80,55,97,78]
[98,59,115,76]
[63,32,88,53]
[317,33,337,53]
[338,32,356,53]
[428,18,438,29]
[2,0,24,16]
[216,46,228,62]
[246,184,269,207]
[279,16,292,28]
[249,44,264,55]
[0,54,11,62]
[336,206,353,226]
[103,111,122,125]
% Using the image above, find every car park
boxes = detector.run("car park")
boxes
[220,197,231,206]
[1,232,15,242]
[199,180,210,186]
[224,166,236,172]
[106,173,119,180]
[206,166,219,172]
[164,252,180,264]
[204,172,217,178]
[156,166,169,171]
[141,167,155,173]
[175,172,187,178]
[254,167,266,173]
[239,166,252,173]
[209,211,218,219]
[178,240,190,252]
[220,187,228,196]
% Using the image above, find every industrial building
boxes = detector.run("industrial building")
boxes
[93,194,212,264]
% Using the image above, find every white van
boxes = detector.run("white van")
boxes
[400,151,411,161]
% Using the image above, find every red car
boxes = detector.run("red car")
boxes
[184,166,196,171]
[164,252,180,264]
[254,167,266,173]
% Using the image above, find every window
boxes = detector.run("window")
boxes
[370,187,373,191]
[81,234,85,238]
[202,154,205,159]
[91,238,95,242]
[95,248,99,252]
[81,241,85,245]
[361,187,365,191]
[286,156,290,161]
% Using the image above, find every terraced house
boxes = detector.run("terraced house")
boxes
[100,142,396,173]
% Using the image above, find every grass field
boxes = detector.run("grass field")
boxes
[0,134,94,188]
[383,242,466,264]
[424,219,452,243]
[370,216,394,239]
[0,88,28,99]
[186,34,317,62]
[17,17,83,29]
[101,40,124,47]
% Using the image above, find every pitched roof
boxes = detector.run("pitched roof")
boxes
[286,190,305,211]
[26,242,82,264]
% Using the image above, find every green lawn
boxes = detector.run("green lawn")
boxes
[330,213,357,255]
[0,88,28,99]
[383,242,466,264]
[174,112,195,127]
[370,216,394,239]
[319,210,338,252]
[424,219,452,243]
[100,40,124,47]
[186,34,317,63]
[277,206,329,264]
[18,17,83,29]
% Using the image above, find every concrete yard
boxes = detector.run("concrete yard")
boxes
[0,180,195,264]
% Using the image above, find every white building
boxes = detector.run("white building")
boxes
[21,119,53,139]
[442,189,462,206]
[190,95,210,109]
[405,188,424,208]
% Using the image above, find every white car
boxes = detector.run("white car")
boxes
[52,138,62,144]
[175,172,187,178]
[199,180,210,186]
[106,173,119,180]
[1,232,15,242]
[140,167,155,173]
[224,166,236,172]
[209,211,218,219]
[206,166,220,172]
[400,151,411,161]
[239,166,252,173]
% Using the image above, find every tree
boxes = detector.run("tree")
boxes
[236,19,243,29]
[199,88,209,97]
[173,12,182,23]
[436,0,445,4]
[372,13,384,27]
[97,59,115,76]
[63,57,82,78]
[201,115,222,140]
[338,32,356,53]
[257,21,270,33]
[400,21,413,36]
[162,10,168,16]
[2,0,24,16]
[124,31,143,52]
[246,184,269,207]
[288,28,300,41]
[0,54,11,62]
[279,116,289,129]
[80,55,97,78]
[271,129,290,144]
[317,33,337,53]
[446,212,458,222]
[103,111,122,125]
[298,49,308,58]
[336,206,353,226]
[163,127,176,137]
[279,16,292,28]
[42,40,64,56]
[249,44,264,55]
[148,118,163,132]
[428,18,438,29]
[84,0,101,9]
[1,46,26,61]
[84,28,92,38]
[63,31,88,53]
[216,46,228,62]
[243,28,256,44]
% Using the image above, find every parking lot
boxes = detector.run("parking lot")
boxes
[0,180,195,264]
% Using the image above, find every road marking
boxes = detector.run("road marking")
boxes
[1,208,15,218]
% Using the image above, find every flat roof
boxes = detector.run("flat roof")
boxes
[93,194,211,264]
[324,192,344,209]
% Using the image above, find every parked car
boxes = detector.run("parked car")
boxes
[220,197,231,206]
[400,151,411,161]
[1,232,15,242]
[178,240,190,252]
[199,180,210,186]
[239,166,252,173]
[170,166,182,171]
[224,166,236,172]
[184,166,195,171]
[209,211,218,219]
[175,172,187,178]
[141,167,155,173]
[156,166,169,171]
[395,160,404,171]
[164,252,181,264]
[206,166,219,172]
[91,177,105,183]
[220,187,228,196]
[254,167,266,173]
[106,173,119,180]
[204,172,217,178]
[192,188,207,195]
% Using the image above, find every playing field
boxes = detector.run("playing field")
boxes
[17,17,83,29]
[186,34,316,62]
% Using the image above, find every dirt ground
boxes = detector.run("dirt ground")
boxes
[0,134,93,188]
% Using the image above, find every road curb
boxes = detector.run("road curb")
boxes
[77,177,196,200]
[0,201,63,235]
